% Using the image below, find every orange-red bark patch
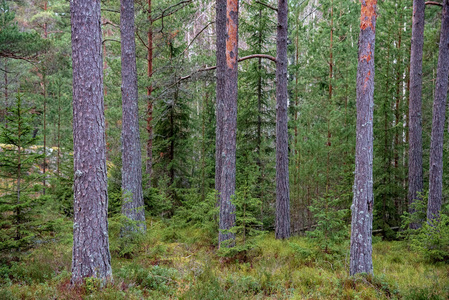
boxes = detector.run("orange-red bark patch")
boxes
[226,0,238,69]
[360,0,377,31]
[365,70,371,82]
[360,43,372,62]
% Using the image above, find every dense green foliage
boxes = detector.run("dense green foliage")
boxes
[0,94,43,252]
[0,0,448,296]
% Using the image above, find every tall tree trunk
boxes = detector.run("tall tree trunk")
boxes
[57,83,61,177]
[293,19,301,232]
[256,8,264,227]
[70,0,112,285]
[394,3,403,171]
[327,0,333,194]
[428,0,449,222]
[42,72,47,195]
[382,26,392,226]
[256,8,262,159]
[215,0,226,203]
[43,1,48,39]
[42,2,48,195]
[120,0,146,233]
[350,0,377,276]
[3,58,7,126]
[408,0,425,229]
[275,0,290,240]
[201,84,208,201]
[218,0,238,247]
[146,0,154,188]
[169,89,176,188]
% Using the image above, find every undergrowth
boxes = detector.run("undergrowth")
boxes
[0,217,448,299]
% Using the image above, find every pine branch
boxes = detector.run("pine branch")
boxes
[254,1,277,12]
[102,38,121,44]
[0,52,38,63]
[179,54,276,81]
[152,0,193,22]
[425,1,443,6]
[301,5,322,22]
[102,20,119,27]
[182,21,215,55]
[136,30,149,50]
[101,8,120,13]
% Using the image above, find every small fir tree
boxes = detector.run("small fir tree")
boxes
[0,94,42,252]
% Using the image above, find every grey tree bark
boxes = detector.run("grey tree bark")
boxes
[408,0,425,229]
[70,0,112,284]
[120,0,146,233]
[350,0,377,276]
[218,0,238,248]
[146,0,153,189]
[428,0,449,222]
[215,0,226,203]
[275,0,290,240]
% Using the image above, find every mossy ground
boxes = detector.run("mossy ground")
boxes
[0,218,448,299]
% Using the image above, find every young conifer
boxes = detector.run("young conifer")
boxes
[0,94,42,252]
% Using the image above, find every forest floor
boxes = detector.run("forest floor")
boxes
[0,217,448,299]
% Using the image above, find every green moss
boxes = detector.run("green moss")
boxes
[2,219,448,299]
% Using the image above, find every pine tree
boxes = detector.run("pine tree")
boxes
[70,0,112,285]
[408,0,425,229]
[350,0,377,276]
[0,94,42,252]
[275,0,290,239]
[219,0,238,248]
[215,0,226,206]
[120,0,146,233]
[0,0,45,60]
[428,0,449,222]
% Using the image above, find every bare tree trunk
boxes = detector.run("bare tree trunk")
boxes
[120,0,146,233]
[327,0,333,194]
[428,0,449,222]
[201,84,208,201]
[275,0,290,240]
[382,26,392,226]
[293,21,301,232]
[70,0,112,285]
[394,4,403,171]
[350,0,377,276]
[146,0,154,188]
[256,8,264,228]
[215,0,226,203]
[42,72,47,195]
[4,59,7,115]
[218,0,238,247]
[57,84,61,177]
[42,2,48,195]
[408,0,425,229]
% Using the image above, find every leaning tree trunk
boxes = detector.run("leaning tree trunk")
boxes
[120,0,146,233]
[408,0,425,229]
[350,0,377,276]
[275,0,290,240]
[70,0,112,285]
[428,0,449,222]
[215,0,226,203]
[218,0,238,248]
